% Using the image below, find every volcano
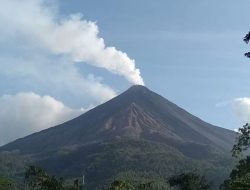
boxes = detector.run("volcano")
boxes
[0,85,236,189]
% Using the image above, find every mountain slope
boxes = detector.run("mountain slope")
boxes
[0,85,236,189]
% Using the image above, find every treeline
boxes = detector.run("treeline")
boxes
[105,172,211,190]
[0,165,81,190]
[219,123,250,189]
[0,150,29,177]
[0,166,211,190]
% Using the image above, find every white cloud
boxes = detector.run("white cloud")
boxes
[0,0,144,85]
[233,128,239,133]
[0,92,87,145]
[233,97,250,124]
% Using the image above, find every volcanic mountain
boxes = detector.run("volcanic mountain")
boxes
[0,85,236,189]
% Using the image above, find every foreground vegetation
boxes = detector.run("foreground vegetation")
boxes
[0,166,82,190]
[220,123,250,189]
[0,166,211,190]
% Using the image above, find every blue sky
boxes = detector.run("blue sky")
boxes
[1,0,250,144]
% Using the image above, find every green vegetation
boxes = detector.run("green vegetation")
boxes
[220,157,250,189]
[1,166,212,190]
[24,166,81,190]
[231,123,250,158]
[105,180,171,190]
[168,173,211,190]
[243,31,250,57]
[0,176,15,190]
[24,166,64,190]
[103,172,211,190]
[220,123,250,189]
[35,139,231,189]
[0,151,30,177]
[105,180,133,190]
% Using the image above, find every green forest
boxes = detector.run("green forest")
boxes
[2,122,250,190]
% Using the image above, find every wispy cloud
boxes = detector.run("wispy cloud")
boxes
[215,100,232,108]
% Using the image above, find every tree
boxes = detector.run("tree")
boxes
[232,123,250,158]
[221,124,250,189]
[105,180,134,190]
[0,176,14,190]
[220,157,250,190]
[105,180,171,190]
[42,176,64,190]
[168,173,211,190]
[219,31,250,189]
[24,166,64,190]
[24,165,49,190]
[243,31,250,58]
[137,181,171,190]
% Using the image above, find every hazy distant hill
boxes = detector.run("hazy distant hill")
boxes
[0,85,236,189]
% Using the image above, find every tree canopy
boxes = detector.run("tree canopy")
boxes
[168,173,211,190]
[221,123,250,189]
[0,176,14,190]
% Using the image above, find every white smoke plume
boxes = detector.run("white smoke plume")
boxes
[0,0,144,85]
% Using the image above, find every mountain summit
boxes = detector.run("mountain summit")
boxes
[0,85,236,189]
